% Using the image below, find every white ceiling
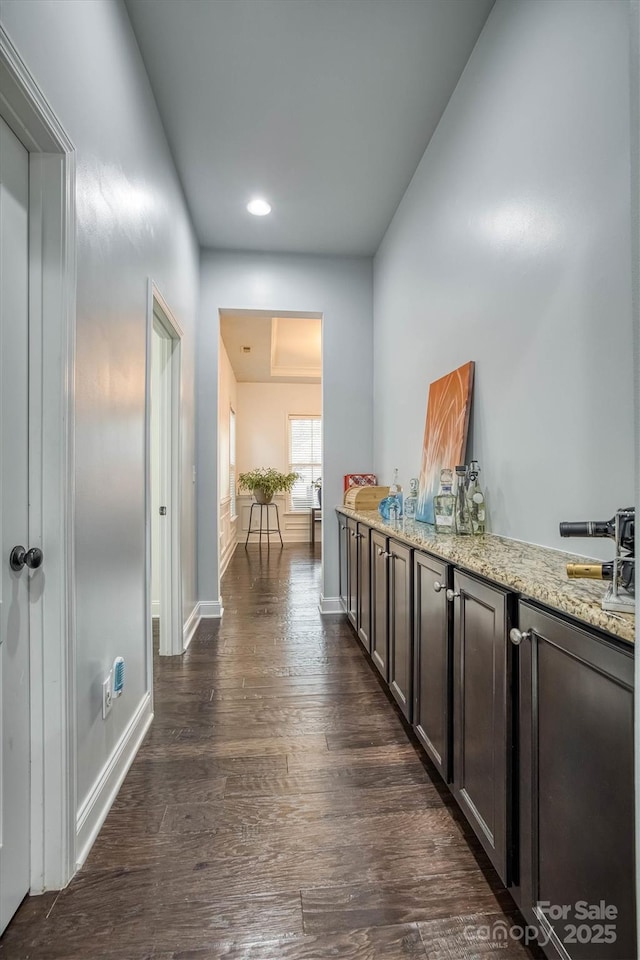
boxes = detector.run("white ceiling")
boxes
[220,310,322,383]
[125,0,495,256]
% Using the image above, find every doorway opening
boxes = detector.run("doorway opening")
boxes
[217,309,323,577]
[147,284,183,658]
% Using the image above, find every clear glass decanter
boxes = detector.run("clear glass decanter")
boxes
[404,478,418,519]
[433,469,455,534]
[466,460,486,535]
[454,465,472,535]
[389,467,403,521]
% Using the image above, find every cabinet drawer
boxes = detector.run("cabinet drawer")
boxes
[413,551,452,782]
[356,523,371,652]
[388,539,413,721]
[370,529,389,681]
[453,570,512,885]
[346,517,358,629]
[517,603,635,960]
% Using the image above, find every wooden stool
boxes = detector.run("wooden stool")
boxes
[245,502,283,547]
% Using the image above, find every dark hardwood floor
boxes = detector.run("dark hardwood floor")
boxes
[1,544,539,959]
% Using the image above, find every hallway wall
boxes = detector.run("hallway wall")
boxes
[373,0,634,558]
[198,251,373,608]
[0,0,200,843]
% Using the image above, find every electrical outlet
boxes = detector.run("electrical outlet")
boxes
[102,674,113,719]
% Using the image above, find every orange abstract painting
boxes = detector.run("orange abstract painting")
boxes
[416,361,475,524]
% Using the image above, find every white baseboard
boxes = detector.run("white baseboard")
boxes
[236,495,318,544]
[151,601,160,618]
[75,692,153,868]
[319,595,344,615]
[220,540,237,578]
[183,603,201,651]
[199,600,224,618]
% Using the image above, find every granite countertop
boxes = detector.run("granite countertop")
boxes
[336,507,635,645]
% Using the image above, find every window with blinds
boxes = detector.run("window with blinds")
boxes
[229,407,236,518]
[288,416,322,511]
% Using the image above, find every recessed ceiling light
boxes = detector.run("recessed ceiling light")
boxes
[247,198,271,217]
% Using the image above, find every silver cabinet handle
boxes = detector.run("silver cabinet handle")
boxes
[433,580,444,593]
[340,524,346,531]
[350,530,356,537]
[355,532,364,540]
[377,547,391,559]
[509,628,532,646]
[446,589,460,601]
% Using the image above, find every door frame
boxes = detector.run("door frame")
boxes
[145,281,183,667]
[0,27,77,891]
[631,2,640,944]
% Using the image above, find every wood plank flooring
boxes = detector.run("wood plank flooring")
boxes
[0,544,541,959]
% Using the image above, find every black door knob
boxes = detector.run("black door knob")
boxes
[10,546,43,571]
[25,547,43,569]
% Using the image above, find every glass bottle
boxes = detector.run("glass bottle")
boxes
[466,460,486,535]
[454,465,472,535]
[389,467,403,520]
[404,478,418,519]
[433,469,455,534]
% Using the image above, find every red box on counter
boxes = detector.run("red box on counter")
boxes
[343,474,377,492]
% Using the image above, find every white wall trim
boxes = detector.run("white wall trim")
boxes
[75,693,152,869]
[182,604,200,651]
[236,494,317,543]
[0,24,77,893]
[219,495,237,576]
[220,538,237,577]
[199,600,224,618]
[319,596,344,615]
[151,601,160,618]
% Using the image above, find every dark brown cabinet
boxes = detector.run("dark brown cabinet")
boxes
[336,511,635,960]
[356,523,371,652]
[339,515,371,650]
[516,603,635,960]
[413,551,452,782]
[346,517,358,629]
[388,540,413,721]
[338,516,349,613]
[370,528,389,681]
[452,570,512,885]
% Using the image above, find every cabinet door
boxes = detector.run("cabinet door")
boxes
[338,514,349,613]
[453,570,511,885]
[388,540,413,720]
[413,552,452,782]
[346,518,358,629]
[356,523,370,652]
[370,529,389,681]
[517,603,635,960]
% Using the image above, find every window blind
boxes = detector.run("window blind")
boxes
[288,416,321,511]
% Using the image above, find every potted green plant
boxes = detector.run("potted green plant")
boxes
[238,467,299,504]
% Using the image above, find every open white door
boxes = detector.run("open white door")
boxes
[0,115,32,931]
[149,294,182,657]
